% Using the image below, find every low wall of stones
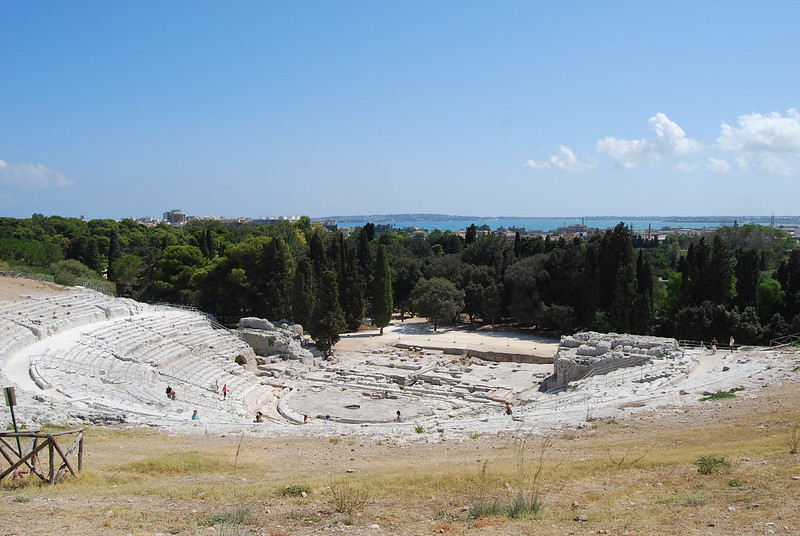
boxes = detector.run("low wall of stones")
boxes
[393,343,553,364]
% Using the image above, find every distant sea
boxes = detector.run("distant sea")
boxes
[331,216,790,233]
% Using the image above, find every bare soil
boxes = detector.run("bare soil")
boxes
[0,276,66,301]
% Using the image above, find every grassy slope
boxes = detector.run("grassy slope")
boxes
[1,382,799,536]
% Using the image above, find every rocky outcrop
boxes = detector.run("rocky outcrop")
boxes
[239,317,314,365]
[546,332,680,391]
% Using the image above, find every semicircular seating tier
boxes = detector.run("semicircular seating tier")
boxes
[0,287,277,425]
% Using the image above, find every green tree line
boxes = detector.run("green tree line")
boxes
[1,215,798,347]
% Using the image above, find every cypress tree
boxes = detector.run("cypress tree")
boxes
[708,235,733,304]
[340,245,366,331]
[372,244,393,334]
[363,222,375,242]
[309,267,346,357]
[632,250,654,333]
[204,229,216,259]
[465,224,477,245]
[735,248,759,309]
[85,237,101,272]
[291,257,316,328]
[261,238,293,319]
[108,230,122,277]
[309,230,327,275]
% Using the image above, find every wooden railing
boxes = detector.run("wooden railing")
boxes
[0,429,84,484]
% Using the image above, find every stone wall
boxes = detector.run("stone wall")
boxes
[394,343,553,364]
[239,317,314,365]
[547,331,680,391]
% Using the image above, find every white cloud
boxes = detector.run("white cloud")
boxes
[716,109,800,175]
[735,152,794,176]
[706,157,731,174]
[0,159,73,189]
[597,113,703,169]
[524,145,595,172]
[717,109,800,153]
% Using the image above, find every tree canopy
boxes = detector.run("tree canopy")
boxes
[2,214,798,347]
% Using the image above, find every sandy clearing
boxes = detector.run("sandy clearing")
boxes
[334,316,560,357]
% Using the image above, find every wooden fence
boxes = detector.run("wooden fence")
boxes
[0,429,84,484]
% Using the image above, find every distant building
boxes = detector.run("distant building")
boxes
[320,219,338,231]
[253,216,301,226]
[555,224,592,237]
[162,209,187,225]
[133,216,161,226]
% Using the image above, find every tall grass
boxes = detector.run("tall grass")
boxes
[327,480,370,515]
[122,451,226,476]
[468,434,551,520]
[784,419,800,454]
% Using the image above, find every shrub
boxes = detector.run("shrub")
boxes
[468,497,503,519]
[505,490,543,519]
[694,455,731,474]
[327,480,370,515]
[414,424,424,434]
[204,508,252,526]
[280,484,311,496]
[700,387,745,401]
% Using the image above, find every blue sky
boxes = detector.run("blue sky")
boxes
[2,1,799,220]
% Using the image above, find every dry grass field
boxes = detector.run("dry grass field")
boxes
[2,379,799,536]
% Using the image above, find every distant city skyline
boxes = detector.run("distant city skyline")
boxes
[2,2,800,220]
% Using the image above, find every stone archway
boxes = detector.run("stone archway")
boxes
[234,354,255,371]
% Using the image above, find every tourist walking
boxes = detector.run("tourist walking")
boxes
[729,336,735,353]
[222,384,228,399]
[711,337,718,355]
[191,409,199,420]
[504,401,513,416]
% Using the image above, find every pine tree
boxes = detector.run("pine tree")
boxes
[372,245,393,334]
